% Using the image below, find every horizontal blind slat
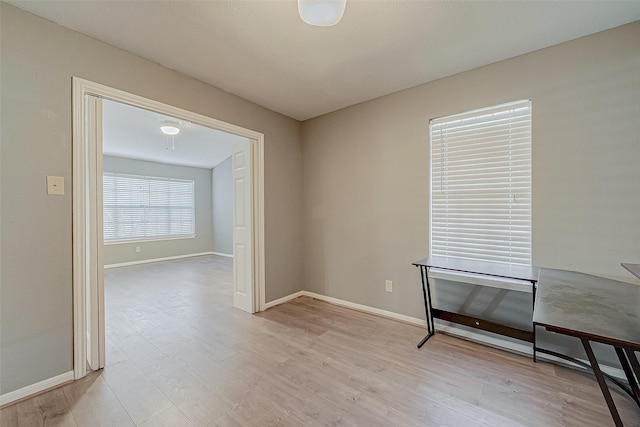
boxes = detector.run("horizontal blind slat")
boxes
[103,172,195,242]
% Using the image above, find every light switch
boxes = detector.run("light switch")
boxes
[47,176,65,195]
[385,280,393,293]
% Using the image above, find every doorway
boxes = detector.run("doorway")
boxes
[72,78,265,380]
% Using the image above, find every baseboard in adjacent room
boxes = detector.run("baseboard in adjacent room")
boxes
[212,252,233,258]
[104,252,215,269]
[0,371,74,408]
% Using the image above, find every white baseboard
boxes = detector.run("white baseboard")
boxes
[212,252,233,258]
[104,252,215,269]
[264,291,305,309]
[269,291,626,381]
[0,371,74,408]
[302,291,426,326]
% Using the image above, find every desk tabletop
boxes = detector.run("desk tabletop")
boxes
[412,256,539,283]
[533,268,640,350]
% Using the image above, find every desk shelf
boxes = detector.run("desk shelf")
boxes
[433,308,534,343]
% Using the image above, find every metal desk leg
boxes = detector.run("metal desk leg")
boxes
[581,338,623,427]
[417,266,435,348]
[532,282,537,362]
[625,348,640,391]
[616,347,640,406]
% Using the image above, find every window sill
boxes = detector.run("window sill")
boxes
[104,235,197,245]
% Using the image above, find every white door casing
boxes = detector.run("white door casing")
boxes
[72,77,266,380]
[232,140,254,313]
[85,95,105,370]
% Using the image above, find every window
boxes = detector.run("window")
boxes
[103,173,195,242]
[430,100,532,265]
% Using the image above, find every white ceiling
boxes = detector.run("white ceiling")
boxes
[9,1,640,121]
[103,99,245,169]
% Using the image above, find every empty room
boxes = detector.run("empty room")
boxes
[1,1,639,426]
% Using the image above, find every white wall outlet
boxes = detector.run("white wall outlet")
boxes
[385,280,393,293]
[46,176,65,195]
[135,246,141,253]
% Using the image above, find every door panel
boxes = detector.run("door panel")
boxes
[232,140,254,313]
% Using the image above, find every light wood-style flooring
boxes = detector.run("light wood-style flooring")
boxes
[1,255,638,426]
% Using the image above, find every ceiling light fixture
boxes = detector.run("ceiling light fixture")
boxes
[298,0,346,27]
[160,121,180,150]
[160,124,180,135]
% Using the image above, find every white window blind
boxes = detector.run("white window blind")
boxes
[430,100,532,265]
[103,173,195,242]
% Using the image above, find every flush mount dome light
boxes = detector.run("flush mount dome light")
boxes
[298,0,346,26]
[160,124,180,135]
[160,121,180,150]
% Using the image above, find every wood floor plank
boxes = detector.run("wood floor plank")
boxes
[2,255,638,426]
[14,388,77,427]
[206,409,252,427]
[0,404,18,427]
[61,371,117,419]
[137,406,195,427]
[142,358,231,426]
[74,400,135,427]
[100,359,174,424]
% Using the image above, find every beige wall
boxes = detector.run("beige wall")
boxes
[212,156,233,256]
[302,23,640,332]
[0,3,303,395]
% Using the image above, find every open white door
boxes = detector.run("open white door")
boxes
[86,95,105,370]
[232,140,254,313]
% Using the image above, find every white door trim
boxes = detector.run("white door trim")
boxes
[85,95,105,371]
[72,77,266,380]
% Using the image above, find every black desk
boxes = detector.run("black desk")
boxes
[533,268,640,426]
[412,256,539,352]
